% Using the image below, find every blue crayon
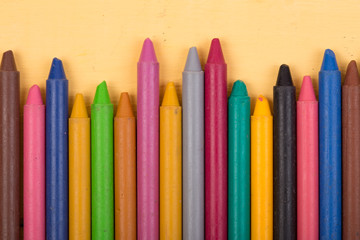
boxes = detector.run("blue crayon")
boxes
[319,49,341,239]
[46,58,69,239]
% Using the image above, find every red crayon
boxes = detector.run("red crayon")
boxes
[297,76,318,240]
[205,38,227,239]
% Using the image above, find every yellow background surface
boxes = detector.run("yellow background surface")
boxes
[1,0,359,112]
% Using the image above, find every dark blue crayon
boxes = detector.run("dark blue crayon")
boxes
[46,58,69,239]
[319,49,341,239]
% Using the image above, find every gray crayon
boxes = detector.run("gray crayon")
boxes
[182,47,204,240]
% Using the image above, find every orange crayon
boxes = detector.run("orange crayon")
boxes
[114,92,136,239]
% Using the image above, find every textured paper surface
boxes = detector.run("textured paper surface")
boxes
[1,0,358,111]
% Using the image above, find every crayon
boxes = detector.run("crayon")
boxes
[91,81,114,239]
[251,95,273,240]
[297,76,318,240]
[46,58,68,239]
[137,38,159,239]
[24,85,45,240]
[205,38,228,239]
[228,80,250,240]
[114,92,136,240]
[342,61,360,239]
[160,82,182,240]
[0,51,20,240]
[69,94,90,240]
[182,47,204,240]
[273,64,296,240]
[319,49,342,239]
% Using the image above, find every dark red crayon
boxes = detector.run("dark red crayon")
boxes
[205,38,227,239]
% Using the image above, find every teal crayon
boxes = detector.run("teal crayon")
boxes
[228,80,251,239]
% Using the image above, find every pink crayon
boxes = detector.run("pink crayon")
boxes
[137,38,159,239]
[23,85,45,240]
[297,76,318,240]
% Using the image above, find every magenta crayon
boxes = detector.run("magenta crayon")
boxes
[137,38,159,239]
[24,85,45,240]
[297,76,318,240]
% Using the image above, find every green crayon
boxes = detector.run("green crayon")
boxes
[228,80,251,239]
[91,81,114,239]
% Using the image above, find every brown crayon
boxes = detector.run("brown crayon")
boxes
[114,92,136,240]
[0,50,20,239]
[342,60,360,239]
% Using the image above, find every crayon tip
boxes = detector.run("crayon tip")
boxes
[71,94,88,118]
[162,82,180,106]
[1,50,17,71]
[253,95,271,116]
[321,49,339,71]
[139,38,158,62]
[26,85,43,105]
[344,60,360,86]
[298,76,317,101]
[93,81,111,104]
[116,92,134,117]
[48,58,66,79]
[276,64,294,86]
[206,38,226,64]
[184,47,202,71]
[230,80,248,97]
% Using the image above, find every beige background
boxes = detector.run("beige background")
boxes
[1,0,359,112]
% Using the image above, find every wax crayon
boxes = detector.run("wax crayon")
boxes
[24,85,45,240]
[205,38,227,239]
[228,80,250,240]
[297,76,318,240]
[342,61,360,239]
[319,49,342,239]
[160,82,182,240]
[46,58,68,239]
[137,38,159,239]
[0,51,20,240]
[114,92,136,240]
[69,94,90,240]
[251,95,273,240]
[182,47,204,240]
[91,81,114,239]
[273,64,296,240]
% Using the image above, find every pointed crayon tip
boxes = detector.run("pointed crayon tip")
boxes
[253,95,271,116]
[344,60,360,86]
[26,85,43,105]
[321,49,339,71]
[162,82,180,106]
[230,80,248,97]
[48,58,66,79]
[276,64,294,86]
[71,94,88,118]
[298,76,317,101]
[184,47,202,71]
[206,38,226,64]
[1,50,17,71]
[116,92,134,117]
[93,81,111,104]
[139,38,158,62]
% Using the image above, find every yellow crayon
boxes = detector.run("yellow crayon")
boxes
[251,95,273,240]
[160,82,182,240]
[69,94,91,240]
